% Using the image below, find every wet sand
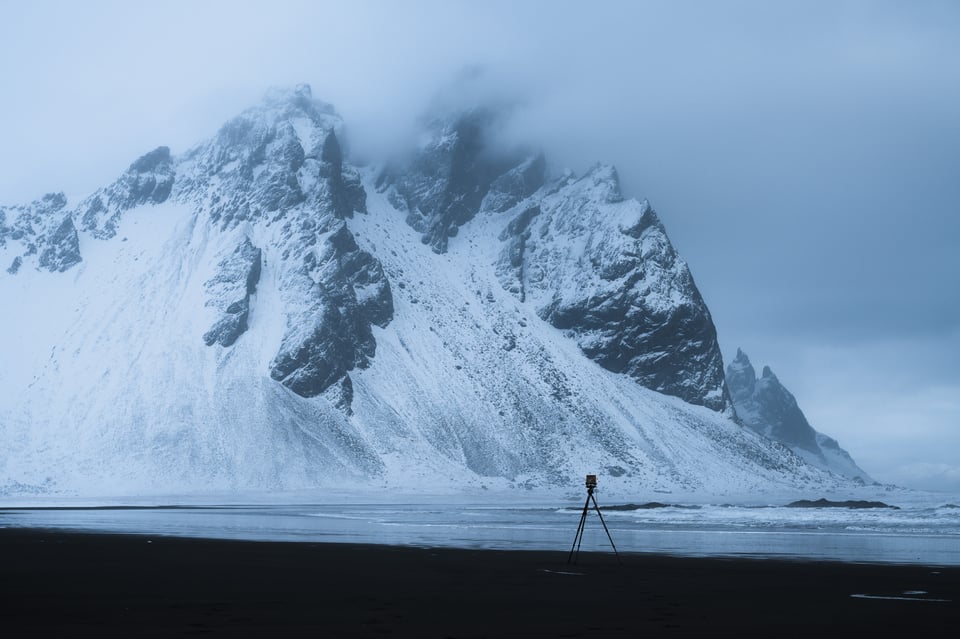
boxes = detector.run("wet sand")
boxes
[1,528,957,637]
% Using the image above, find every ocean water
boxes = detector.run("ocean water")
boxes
[2,496,959,565]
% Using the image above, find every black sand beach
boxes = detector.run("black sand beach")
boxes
[1,528,957,637]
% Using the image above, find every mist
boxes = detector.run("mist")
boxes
[1,0,958,490]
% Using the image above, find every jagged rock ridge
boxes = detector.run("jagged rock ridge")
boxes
[0,192,80,273]
[726,348,871,482]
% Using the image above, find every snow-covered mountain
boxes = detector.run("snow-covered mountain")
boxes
[0,85,852,497]
[726,349,871,482]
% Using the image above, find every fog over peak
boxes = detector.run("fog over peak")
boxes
[1,0,958,491]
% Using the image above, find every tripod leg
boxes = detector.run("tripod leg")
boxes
[574,493,592,563]
[567,494,591,564]
[567,498,589,563]
[590,493,621,564]
[575,511,587,557]
[567,510,585,564]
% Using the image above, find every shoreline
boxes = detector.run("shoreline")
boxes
[1,522,954,568]
[2,527,958,637]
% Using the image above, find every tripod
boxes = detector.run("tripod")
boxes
[567,483,620,564]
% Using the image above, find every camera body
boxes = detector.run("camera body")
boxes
[585,474,598,489]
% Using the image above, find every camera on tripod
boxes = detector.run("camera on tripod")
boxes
[568,472,619,564]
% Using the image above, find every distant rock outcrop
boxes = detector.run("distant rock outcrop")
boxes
[727,348,872,481]
[787,498,896,509]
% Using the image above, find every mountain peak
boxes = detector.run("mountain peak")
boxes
[581,163,623,203]
[725,348,757,403]
[263,83,314,105]
[128,146,172,174]
[727,348,755,374]
[218,83,339,142]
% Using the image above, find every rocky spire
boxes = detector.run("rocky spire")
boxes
[726,348,871,481]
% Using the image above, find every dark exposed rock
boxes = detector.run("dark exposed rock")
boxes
[269,222,393,398]
[0,193,75,273]
[40,192,67,210]
[129,146,173,174]
[600,502,702,511]
[174,85,341,228]
[38,215,82,272]
[495,205,539,302]
[172,86,393,408]
[497,164,730,411]
[0,193,81,275]
[205,314,248,347]
[318,131,366,219]
[1,153,172,275]
[728,349,825,452]
[379,108,532,252]
[326,375,354,415]
[726,348,757,404]
[787,498,898,509]
[79,147,175,239]
[202,238,262,347]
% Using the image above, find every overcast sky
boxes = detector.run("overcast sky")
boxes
[2,0,957,491]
